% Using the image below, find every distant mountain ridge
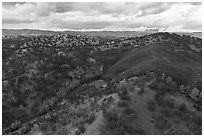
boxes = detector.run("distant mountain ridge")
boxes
[2,29,202,39]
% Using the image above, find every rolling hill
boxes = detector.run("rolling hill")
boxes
[105,42,201,88]
[3,29,202,39]
[2,32,202,135]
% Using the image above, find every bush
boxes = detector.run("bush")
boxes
[162,100,174,109]
[192,116,202,127]
[123,108,137,119]
[145,71,155,82]
[149,81,158,90]
[118,90,130,101]
[120,95,130,101]
[153,115,171,130]
[103,109,146,135]
[155,94,174,109]
[173,107,190,121]
[138,87,144,95]
[187,122,198,131]
[86,113,96,124]
[39,123,48,131]
[160,109,173,118]
[118,101,128,107]
[172,109,183,118]
[61,119,68,125]
[55,127,70,135]
[75,129,81,135]
[20,127,32,134]
[103,110,120,131]
[158,82,167,95]
[78,124,85,134]
[120,86,128,95]
[103,110,118,122]
[105,114,145,135]
[121,123,145,135]
[154,93,164,106]
[107,120,118,130]
[147,101,157,111]
[178,103,188,113]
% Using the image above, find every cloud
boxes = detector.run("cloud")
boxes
[2,2,202,32]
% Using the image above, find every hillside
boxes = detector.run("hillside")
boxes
[106,42,201,88]
[2,29,156,38]
[2,32,202,135]
[3,29,202,39]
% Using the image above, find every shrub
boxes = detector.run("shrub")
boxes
[147,101,157,111]
[149,81,158,90]
[103,110,118,122]
[153,115,171,130]
[138,87,145,95]
[75,129,81,135]
[20,127,32,134]
[61,119,68,125]
[178,103,188,113]
[118,101,128,107]
[172,109,183,118]
[120,86,128,95]
[187,122,198,131]
[122,123,145,135]
[145,71,155,82]
[162,100,174,109]
[118,91,130,101]
[158,82,167,95]
[118,87,129,98]
[57,127,70,135]
[193,116,202,127]
[107,120,118,130]
[123,108,137,119]
[160,109,173,118]
[39,123,48,131]
[154,93,164,106]
[78,124,85,134]
[86,113,96,124]
[173,106,190,121]
[103,110,121,131]
[121,95,130,101]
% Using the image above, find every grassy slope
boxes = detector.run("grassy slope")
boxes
[105,43,201,86]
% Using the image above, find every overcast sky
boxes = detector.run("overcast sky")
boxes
[2,2,202,32]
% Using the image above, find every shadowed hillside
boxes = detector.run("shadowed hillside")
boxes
[106,42,201,88]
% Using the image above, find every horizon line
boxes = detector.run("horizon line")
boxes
[2,28,202,33]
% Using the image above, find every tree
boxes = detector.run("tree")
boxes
[149,81,158,90]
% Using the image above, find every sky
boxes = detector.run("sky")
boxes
[2,2,202,32]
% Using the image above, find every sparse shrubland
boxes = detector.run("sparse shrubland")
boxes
[2,32,201,135]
